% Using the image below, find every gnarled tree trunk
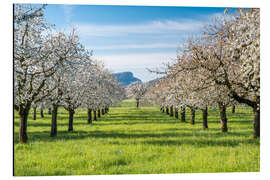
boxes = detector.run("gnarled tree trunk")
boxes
[181,107,186,122]
[19,104,31,143]
[98,109,101,118]
[94,110,97,121]
[218,103,228,132]
[40,108,44,118]
[170,106,173,117]
[166,107,169,115]
[68,109,74,131]
[50,104,58,137]
[136,99,139,108]
[190,108,195,125]
[202,107,208,129]
[88,108,92,124]
[102,108,105,115]
[33,107,37,120]
[253,106,260,139]
[48,108,51,115]
[175,107,178,119]
[232,105,235,113]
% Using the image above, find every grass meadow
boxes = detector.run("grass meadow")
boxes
[14,99,260,176]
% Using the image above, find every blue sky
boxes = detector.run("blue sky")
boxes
[41,4,230,82]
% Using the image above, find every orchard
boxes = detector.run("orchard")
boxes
[14,4,125,143]
[13,5,260,175]
[145,8,260,139]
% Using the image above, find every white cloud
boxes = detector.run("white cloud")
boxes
[94,52,176,67]
[76,19,204,37]
[93,52,177,81]
[72,15,227,81]
[61,5,74,24]
[87,43,178,50]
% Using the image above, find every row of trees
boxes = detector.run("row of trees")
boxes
[14,4,125,143]
[145,8,260,138]
[126,81,147,108]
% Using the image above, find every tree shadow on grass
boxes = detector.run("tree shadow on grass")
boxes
[107,115,169,120]
[14,119,253,132]
[13,128,257,147]
[14,121,95,128]
[136,138,259,147]
[14,107,256,147]
[14,130,194,143]
[228,120,252,124]
[91,121,183,126]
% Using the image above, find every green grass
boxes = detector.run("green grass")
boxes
[14,100,260,176]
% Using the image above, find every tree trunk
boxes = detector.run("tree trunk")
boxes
[202,107,208,129]
[68,109,74,131]
[218,103,228,132]
[19,106,30,143]
[181,107,186,122]
[166,107,169,115]
[175,108,178,119]
[232,105,235,113]
[40,108,44,118]
[102,108,105,115]
[50,104,58,137]
[136,99,139,108]
[105,107,108,113]
[94,110,97,121]
[33,107,37,120]
[170,106,173,117]
[190,108,195,125]
[48,108,51,115]
[98,109,101,118]
[162,107,165,113]
[253,106,260,139]
[88,108,92,124]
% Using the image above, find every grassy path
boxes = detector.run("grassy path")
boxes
[14,100,259,175]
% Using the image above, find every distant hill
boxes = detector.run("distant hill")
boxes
[113,72,142,86]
